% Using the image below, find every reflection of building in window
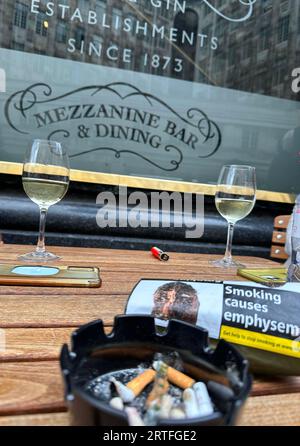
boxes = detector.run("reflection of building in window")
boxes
[14,1,28,29]
[280,0,290,15]
[277,15,290,43]
[127,13,136,37]
[262,0,272,14]
[91,35,103,61]
[56,22,68,44]
[128,52,135,70]
[2,0,300,100]
[75,27,85,50]
[36,14,48,36]
[194,0,299,99]
[242,38,252,60]
[112,8,122,34]
[36,49,46,55]
[255,71,268,94]
[215,17,227,39]
[203,2,211,17]
[273,63,286,87]
[172,8,198,81]
[228,46,236,67]
[12,41,25,51]
[259,27,271,51]
[96,0,107,16]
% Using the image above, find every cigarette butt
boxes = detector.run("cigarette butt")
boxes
[167,367,195,389]
[111,377,135,403]
[126,369,156,396]
[125,407,145,427]
[146,378,169,408]
[109,397,124,411]
[153,360,195,389]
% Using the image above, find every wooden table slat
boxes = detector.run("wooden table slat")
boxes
[0,392,300,426]
[0,412,69,426]
[0,295,125,327]
[239,393,300,426]
[0,327,113,361]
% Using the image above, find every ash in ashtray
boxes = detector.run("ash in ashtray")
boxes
[87,368,184,414]
[83,351,224,426]
[86,369,139,402]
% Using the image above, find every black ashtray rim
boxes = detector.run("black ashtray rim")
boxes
[60,315,252,426]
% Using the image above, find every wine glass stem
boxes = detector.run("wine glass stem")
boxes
[36,207,48,253]
[224,222,235,262]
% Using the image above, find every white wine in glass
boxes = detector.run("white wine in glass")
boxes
[211,165,256,268]
[19,139,70,262]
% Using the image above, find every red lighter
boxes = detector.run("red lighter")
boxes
[151,247,169,261]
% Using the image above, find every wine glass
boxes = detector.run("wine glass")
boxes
[19,140,70,262]
[211,165,256,268]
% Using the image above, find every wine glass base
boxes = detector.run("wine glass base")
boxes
[18,251,61,262]
[210,258,245,269]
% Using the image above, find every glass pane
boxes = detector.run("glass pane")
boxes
[0,0,299,196]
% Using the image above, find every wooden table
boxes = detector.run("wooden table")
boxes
[0,244,299,427]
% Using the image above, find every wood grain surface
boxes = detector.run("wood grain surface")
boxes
[0,244,298,426]
[239,393,300,426]
[1,392,299,427]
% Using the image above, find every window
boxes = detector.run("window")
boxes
[90,35,103,59]
[161,2,169,18]
[259,27,271,51]
[202,2,211,17]
[255,73,266,93]
[12,41,25,51]
[273,64,286,86]
[262,0,272,13]
[126,14,136,37]
[280,0,290,15]
[230,1,242,30]
[243,40,252,60]
[56,22,67,44]
[75,27,85,50]
[278,16,290,43]
[96,0,106,17]
[14,1,28,29]
[112,8,122,33]
[228,46,236,67]
[36,14,48,36]
[3,0,300,103]
[216,17,228,39]
[128,53,135,71]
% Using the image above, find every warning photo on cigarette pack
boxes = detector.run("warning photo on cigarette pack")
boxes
[125,279,300,359]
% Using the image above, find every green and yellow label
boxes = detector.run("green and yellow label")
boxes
[220,326,300,359]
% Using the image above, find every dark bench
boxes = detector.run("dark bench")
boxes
[0,174,293,259]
